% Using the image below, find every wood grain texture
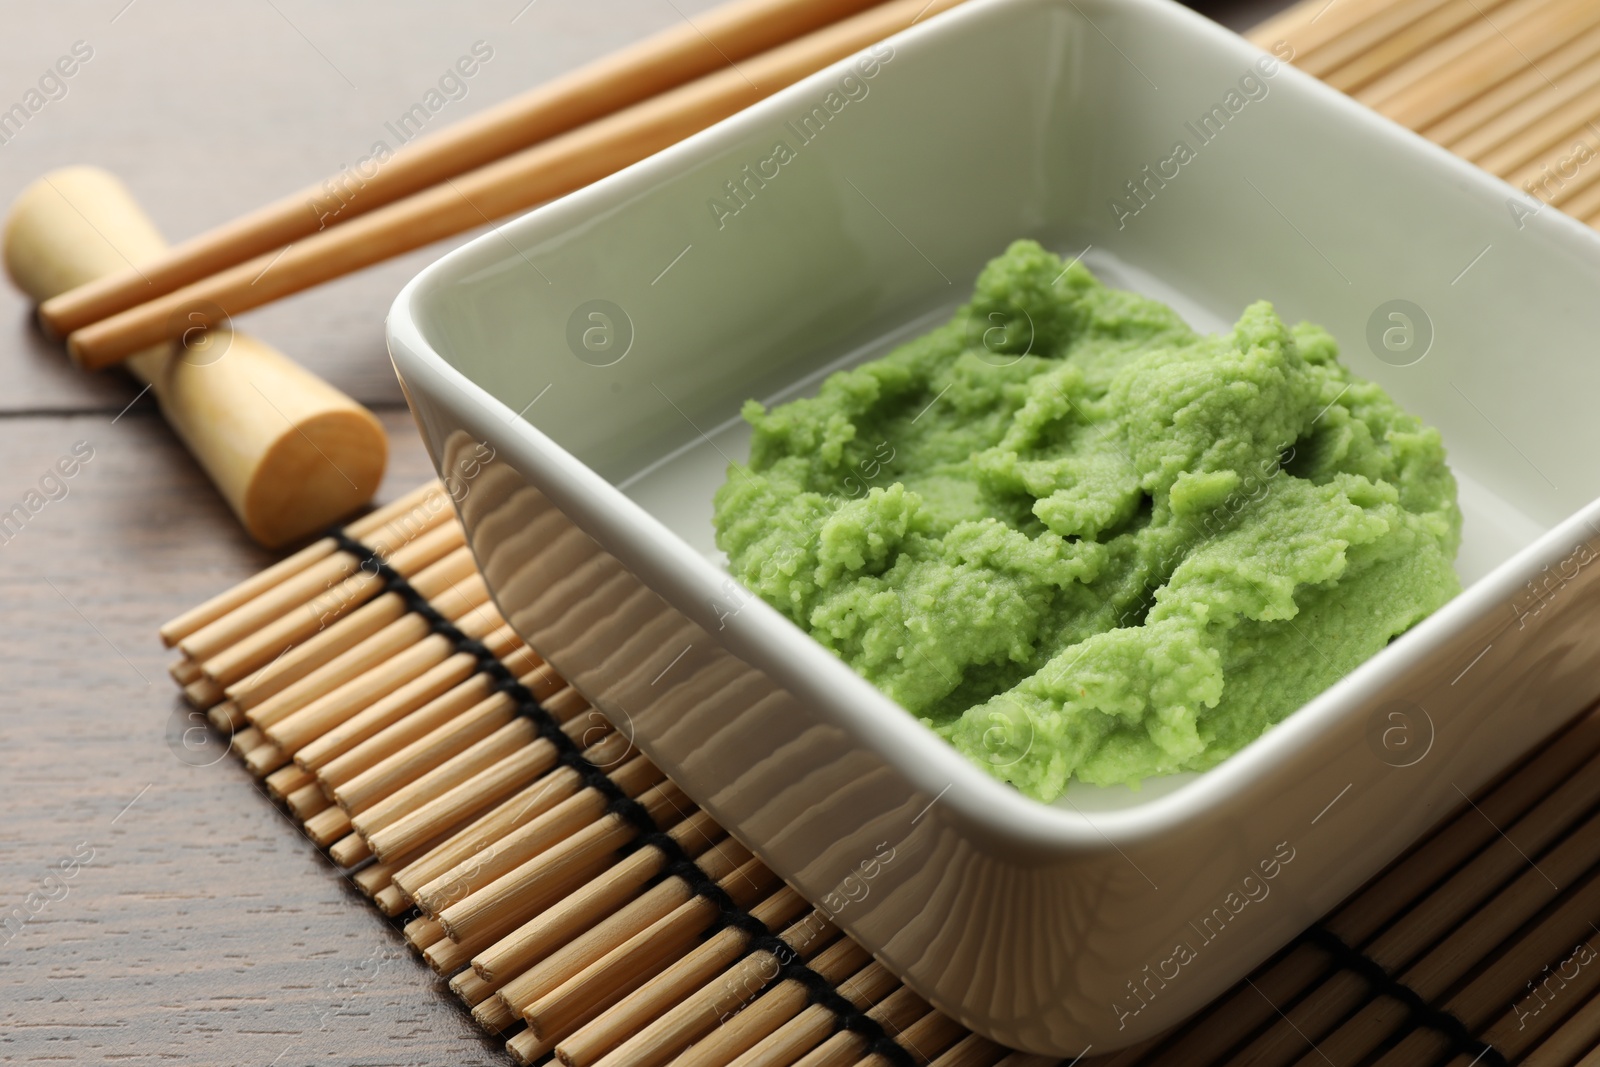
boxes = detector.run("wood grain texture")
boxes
[0,1,1284,1064]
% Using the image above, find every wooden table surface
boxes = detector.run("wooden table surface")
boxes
[0,1,1278,1063]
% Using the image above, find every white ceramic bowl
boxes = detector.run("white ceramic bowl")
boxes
[387,0,1600,1053]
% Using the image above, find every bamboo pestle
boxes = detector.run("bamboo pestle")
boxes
[3,166,386,546]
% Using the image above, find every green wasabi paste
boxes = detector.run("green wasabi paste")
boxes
[712,240,1460,801]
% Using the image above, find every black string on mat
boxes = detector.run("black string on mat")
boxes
[330,530,919,1067]
[1299,925,1508,1067]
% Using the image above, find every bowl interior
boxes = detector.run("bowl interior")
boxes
[404,0,1600,809]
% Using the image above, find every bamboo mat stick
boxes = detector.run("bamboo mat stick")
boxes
[158,482,442,646]
[1238,0,1398,63]
[264,763,313,799]
[229,725,263,757]
[469,811,726,986]
[200,525,473,688]
[1438,907,1600,1064]
[793,986,932,1067]
[285,782,330,820]
[1426,18,1600,146]
[667,937,874,1067]
[351,715,543,837]
[1440,28,1600,158]
[513,859,782,1059]
[426,852,627,980]
[583,903,834,1067]
[225,542,479,712]
[365,724,601,861]
[238,555,487,732]
[1523,972,1600,1066]
[305,651,544,782]
[176,490,453,661]
[351,860,395,898]
[1219,799,1600,1064]
[1141,707,1600,1064]
[1279,806,1600,1067]
[64,0,964,371]
[1318,0,1518,94]
[332,691,526,811]
[1350,0,1559,105]
[1368,0,1600,128]
[439,777,692,944]
[858,1008,968,1065]
[254,608,509,758]
[1357,0,1586,110]
[728,960,904,1067]
[412,748,659,914]
[1145,723,1600,1062]
[37,0,896,338]
[1367,867,1600,1066]
[924,1035,1008,1067]
[212,540,478,696]
[330,662,556,809]
[392,731,636,903]
[1286,0,1455,79]
[252,601,508,767]
[304,808,353,848]
[1482,82,1600,181]
[491,842,759,1023]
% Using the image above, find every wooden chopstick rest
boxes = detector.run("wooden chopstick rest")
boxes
[3,166,386,545]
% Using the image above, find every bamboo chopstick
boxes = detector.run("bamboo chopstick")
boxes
[36,0,895,339]
[63,0,963,371]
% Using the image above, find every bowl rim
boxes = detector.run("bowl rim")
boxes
[386,0,1600,850]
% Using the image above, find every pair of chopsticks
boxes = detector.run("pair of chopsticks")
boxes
[48,0,962,372]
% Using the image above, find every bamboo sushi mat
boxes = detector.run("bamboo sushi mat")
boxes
[160,1,1600,1061]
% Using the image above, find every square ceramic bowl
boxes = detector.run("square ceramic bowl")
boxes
[387,0,1600,1053]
